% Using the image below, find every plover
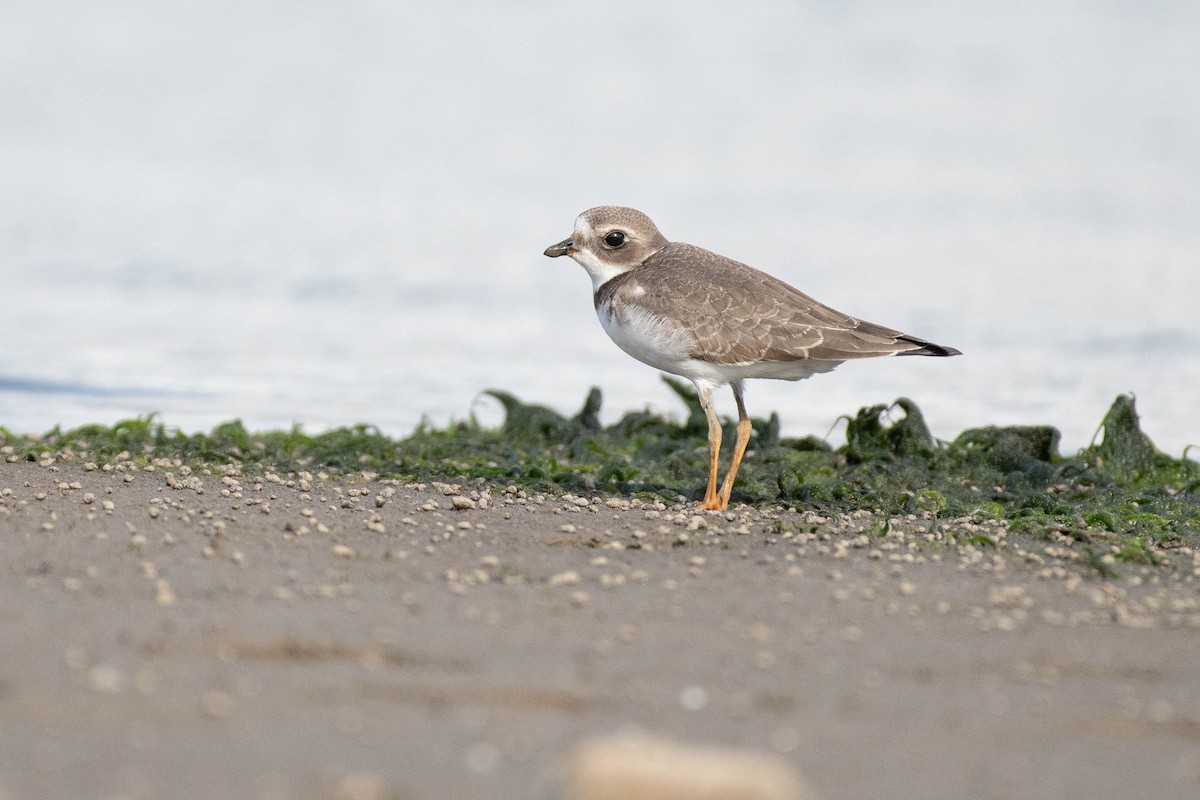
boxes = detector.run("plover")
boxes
[545,206,960,512]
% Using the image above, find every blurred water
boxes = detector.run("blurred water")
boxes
[2,0,1198,453]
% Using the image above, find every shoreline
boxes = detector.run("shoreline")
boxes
[2,456,1198,799]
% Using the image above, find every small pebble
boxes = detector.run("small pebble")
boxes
[88,664,124,694]
[550,570,582,587]
[155,579,176,606]
[201,689,235,718]
[678,685,709,711]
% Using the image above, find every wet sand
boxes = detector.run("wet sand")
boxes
[1,457,1198,800]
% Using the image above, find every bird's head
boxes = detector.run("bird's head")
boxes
[544,206,669,290]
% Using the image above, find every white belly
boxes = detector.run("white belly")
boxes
[597,300,695,375]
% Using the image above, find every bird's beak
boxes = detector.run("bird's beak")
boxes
[543,237,573,258]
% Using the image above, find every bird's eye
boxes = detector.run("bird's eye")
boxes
[604,231,626,248]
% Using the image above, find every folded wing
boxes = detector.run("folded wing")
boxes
[626,243,959,365]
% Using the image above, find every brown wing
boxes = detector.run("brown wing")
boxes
[621,243,946,365]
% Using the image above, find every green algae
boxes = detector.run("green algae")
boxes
[3,386,1197,544]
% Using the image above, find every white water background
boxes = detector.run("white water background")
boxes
[2,1,1198,454]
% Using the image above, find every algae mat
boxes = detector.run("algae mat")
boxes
[5,384,1197,548]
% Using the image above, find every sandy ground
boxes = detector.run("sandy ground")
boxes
[1,457,1199,800]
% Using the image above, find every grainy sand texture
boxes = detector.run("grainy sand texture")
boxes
[2,457,1198,800]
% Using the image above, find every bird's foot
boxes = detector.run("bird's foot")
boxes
[699,498,727,512]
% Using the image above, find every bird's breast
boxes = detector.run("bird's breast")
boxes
[596,298,694,373]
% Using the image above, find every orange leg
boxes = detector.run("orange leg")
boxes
[697,384,723,510]
[715,384,751,511]
[696,383,720,510]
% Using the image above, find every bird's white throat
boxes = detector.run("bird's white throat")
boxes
[572,248,634,292]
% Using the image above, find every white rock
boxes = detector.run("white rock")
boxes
[569,732,813,800]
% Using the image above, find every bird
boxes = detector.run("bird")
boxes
[544,206,961,512]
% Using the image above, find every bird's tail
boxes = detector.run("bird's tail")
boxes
[895,335,962,357]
